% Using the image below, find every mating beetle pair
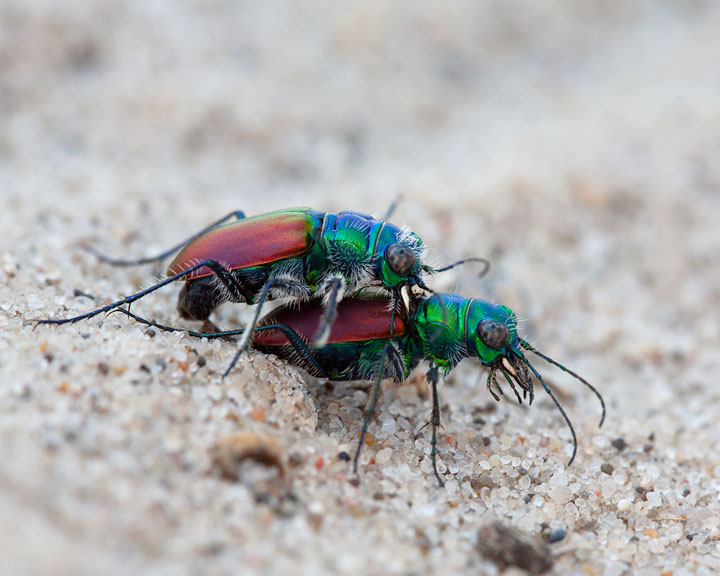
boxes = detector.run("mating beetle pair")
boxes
[36,206,604,486]
[43,207,474,377]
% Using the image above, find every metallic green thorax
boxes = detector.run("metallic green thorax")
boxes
[410,294,520,372]
[320,212,425,288]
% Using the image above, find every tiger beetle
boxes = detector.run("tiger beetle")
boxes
[118,293,606,487]
[35,207,487,377]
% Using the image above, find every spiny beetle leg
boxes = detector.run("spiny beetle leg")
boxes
[252,323,329,379]
[34,259,246,328]
[110,307,244,340]
[114,307,329,379]
[82,211,246,267]
[223,277,296,379]
[425,366,445,487]
[353,343,403,476]
[311,277,343,347]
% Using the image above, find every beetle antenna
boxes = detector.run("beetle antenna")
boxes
[519,339,605,428]
[521,356,578,466]
[82,210,246,266]
[382,195,404,221]
[425,257,491,278]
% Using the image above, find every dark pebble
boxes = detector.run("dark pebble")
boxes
[197,355,207,367]
[338,451,351,462]
[145,328,156,338]
[547,529,567,544]
[288,452,305,466]
[477,522,553,575]
[473,474,494,489]
[600,463,614,475]
[611,438,627,451]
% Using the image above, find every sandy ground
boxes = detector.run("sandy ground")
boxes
[2,2,720,575]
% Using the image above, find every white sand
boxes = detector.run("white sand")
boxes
[2,2,720,574]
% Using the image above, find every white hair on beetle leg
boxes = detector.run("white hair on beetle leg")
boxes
[267,259,309,300]
[320,275,346,307]
[309,276,346,347]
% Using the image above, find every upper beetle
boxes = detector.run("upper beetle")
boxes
[36,207,482,374]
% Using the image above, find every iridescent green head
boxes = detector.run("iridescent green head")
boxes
[464,300,520,366]
[375,225,426,287]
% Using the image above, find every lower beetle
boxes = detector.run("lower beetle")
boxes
[120,293,605,486]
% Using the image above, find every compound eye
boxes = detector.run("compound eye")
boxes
[476,319,509,350]
[385,243,416,276]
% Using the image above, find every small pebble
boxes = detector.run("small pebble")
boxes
[601,463,614,475]
[474,474,494,489]
[611,438,627,451]
[213,431,286,481]
[547,529,567,544]
[477,522,553,575]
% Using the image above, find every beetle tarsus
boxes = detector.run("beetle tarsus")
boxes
[426,366,445,487]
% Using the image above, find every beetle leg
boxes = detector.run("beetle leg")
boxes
[353,342,403,475]
[253,323,330,379]
[311,276,344,347]
[223,277,295,379]
[34,259,242,328]
[110,307,243,339]
[425,366,445,487]
[83,211,246,267]
[109,308,328,379]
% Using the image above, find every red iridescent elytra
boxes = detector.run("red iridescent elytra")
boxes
[167,211,315,280]
[255,297,406,347]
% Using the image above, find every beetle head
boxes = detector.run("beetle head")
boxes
[377,227,425,287]
[464,300,519,366]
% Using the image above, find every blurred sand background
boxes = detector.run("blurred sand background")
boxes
[2,1,720,575]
